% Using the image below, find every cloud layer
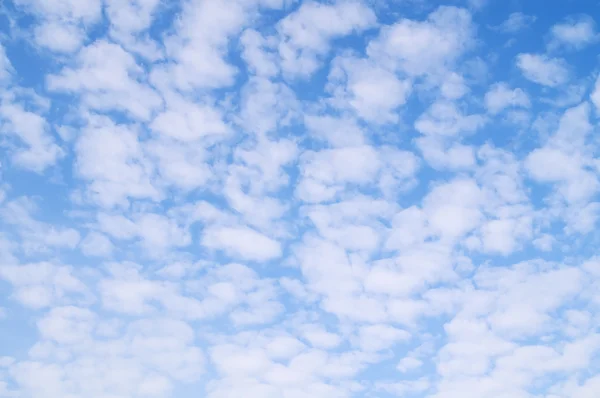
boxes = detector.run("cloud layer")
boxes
[0,1,600,397]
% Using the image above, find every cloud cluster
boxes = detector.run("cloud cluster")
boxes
[1,1,600,398]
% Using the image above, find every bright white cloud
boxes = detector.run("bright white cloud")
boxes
[202,225,282,262]
[2,2,600,398]
[0,93,62,172]
[516,53,570,87]
[549,15,598,50]
[415,101,486,136]
[277,1,377,78]
[484,82,530,114]
[328,55,412,123]
[47,40,162,120]
[367,6,474,76]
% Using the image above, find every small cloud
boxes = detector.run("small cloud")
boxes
[494,12,537,34]
[516,53,570,87]
[549,15,599,50]
[484,82,530,115]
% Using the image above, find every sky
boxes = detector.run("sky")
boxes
[0,0,600,397]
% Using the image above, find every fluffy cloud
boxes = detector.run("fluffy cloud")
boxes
[2,2,600,398]
[367,6,474,76]
[484,82,530,114]
[0,91,62,172]
[495,12,537,33]
[516,53,570,87]
[47,40,162,120]
[202,225,282,262]
[549,15,598,50]
[277,1,377,78]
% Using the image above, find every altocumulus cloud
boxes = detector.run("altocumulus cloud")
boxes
[1,0,600,397]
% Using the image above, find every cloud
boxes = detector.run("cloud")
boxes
[327,55,412,123]
[1,198,80,253]
[525,103,597,207]
[484,82,530,114]
[0,262,87,309]
[33,22,84,53]
[202,225,282,262]
[0,44,13,82]
[516,53,570,87]
[74,117,161,207]
[2,2,600,397]
[277,0,377,78]
[13,0,102,52]
[495,12,536,33]
[367,6,474,76]
[549,15,598,50]
[591,74,600,112]
[47,40,162,120]
[79,232,113,257]
[0,92,63,172]
[415,101,486,136]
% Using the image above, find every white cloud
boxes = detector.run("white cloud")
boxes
[303,115,366,147]
[300,325,342,349]
[14,0,102,52]
[516,53,570,87]
[150,0,283,91]
[415,101,486,136]
[202,225,282,262]
[0,93,62,172]
[495,12,536,33]
[80,232,113,257]
[328,55,412,123]
[484,82,530,114]
[0,262,87,309]
[357,324,410,352]
[98,212,191,254]
[526,147,582,182]
[0,44,13,82]
[591,75,600,113]
[533,234,554,251]
[295,145,381,203]
[480,217,532,255]
[47,40,162,120]
[11,316,205,397]
[238,77,299,135]
[277,1,377,78]
[37,306,96,345]
[104,0,162,58]
[151,97,229,142]
[525,103,598,206]
[3,2,600,397]
[241,29,279,77]
[549,15,598,50]
[397,356,423,372]
[75,116,160,207]
[367,6,474,76]
[440,72,469,99]
[14,0,101,24]
[1,198,80,253]
[416,135,476,170]
[33,21,84,53]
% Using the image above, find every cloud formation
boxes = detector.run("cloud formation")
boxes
[0,1,600,398]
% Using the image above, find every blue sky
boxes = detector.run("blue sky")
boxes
[0,0,600,397]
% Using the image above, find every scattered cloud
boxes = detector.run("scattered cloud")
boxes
[549,15,598,50]
[495,12,537,33]
[516,53,570,87]
[1,2,600,398]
